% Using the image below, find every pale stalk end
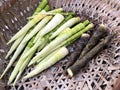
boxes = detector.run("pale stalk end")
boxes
[5,54,9,59]
[0,69,7,79]
[7,40,12,45]
[67,68,73,77]
[7,81,11,85]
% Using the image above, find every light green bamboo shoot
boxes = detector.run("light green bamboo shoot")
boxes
[7,37,35,84]
[50,17,81,39]
[28,15,73,66]
[34,14,64,43]
[12,52,34,86]
[59,23,94,47]
[23,47,69,79]
[28,8,63,20]
[31,20,89,64]
[22,16,53,43]
[5,34,25,59]
[44,5,50,12]
[33,0,48,15]
[48,8,63,13]
[5,2,48,58]
[7,13,46,44]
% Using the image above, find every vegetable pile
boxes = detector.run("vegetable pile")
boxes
[0,0,113,86]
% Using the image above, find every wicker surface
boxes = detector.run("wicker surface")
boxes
[0,0,120,90]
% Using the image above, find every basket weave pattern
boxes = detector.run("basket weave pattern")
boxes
[0,0,120,90]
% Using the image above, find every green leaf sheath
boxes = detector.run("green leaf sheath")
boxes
[48,8,63,13]
[31,20,90,66]
[33,0,48,15]
[44,5,50,12]
[7,0,47,44]
[46,12,75,16]
[28,8,63,20]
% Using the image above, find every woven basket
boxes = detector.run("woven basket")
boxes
[0,0,120,90]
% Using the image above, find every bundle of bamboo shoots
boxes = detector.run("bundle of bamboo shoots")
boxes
[0,0,113,86]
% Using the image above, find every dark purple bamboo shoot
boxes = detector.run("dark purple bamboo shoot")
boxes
[66,33,90,68]
[79,24,107,59]
[67,34,113,77]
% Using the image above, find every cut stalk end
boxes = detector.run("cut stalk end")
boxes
[13,71,22,86]
[83,20,90,26]
[7,41,11,45]
[22,76,28,80]
[7,81,10,85]
[5,55,8,59]
[28,61,35,67]
[0,71,6,79]
[67,68,73,77]
[81,33,90,38]
[99,24,106,31]
[0,76,3,80]
[28,63,32,67]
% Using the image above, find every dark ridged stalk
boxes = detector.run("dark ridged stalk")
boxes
[67,34,113,77]
[66,33,90,68]
[79,24,107,59]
